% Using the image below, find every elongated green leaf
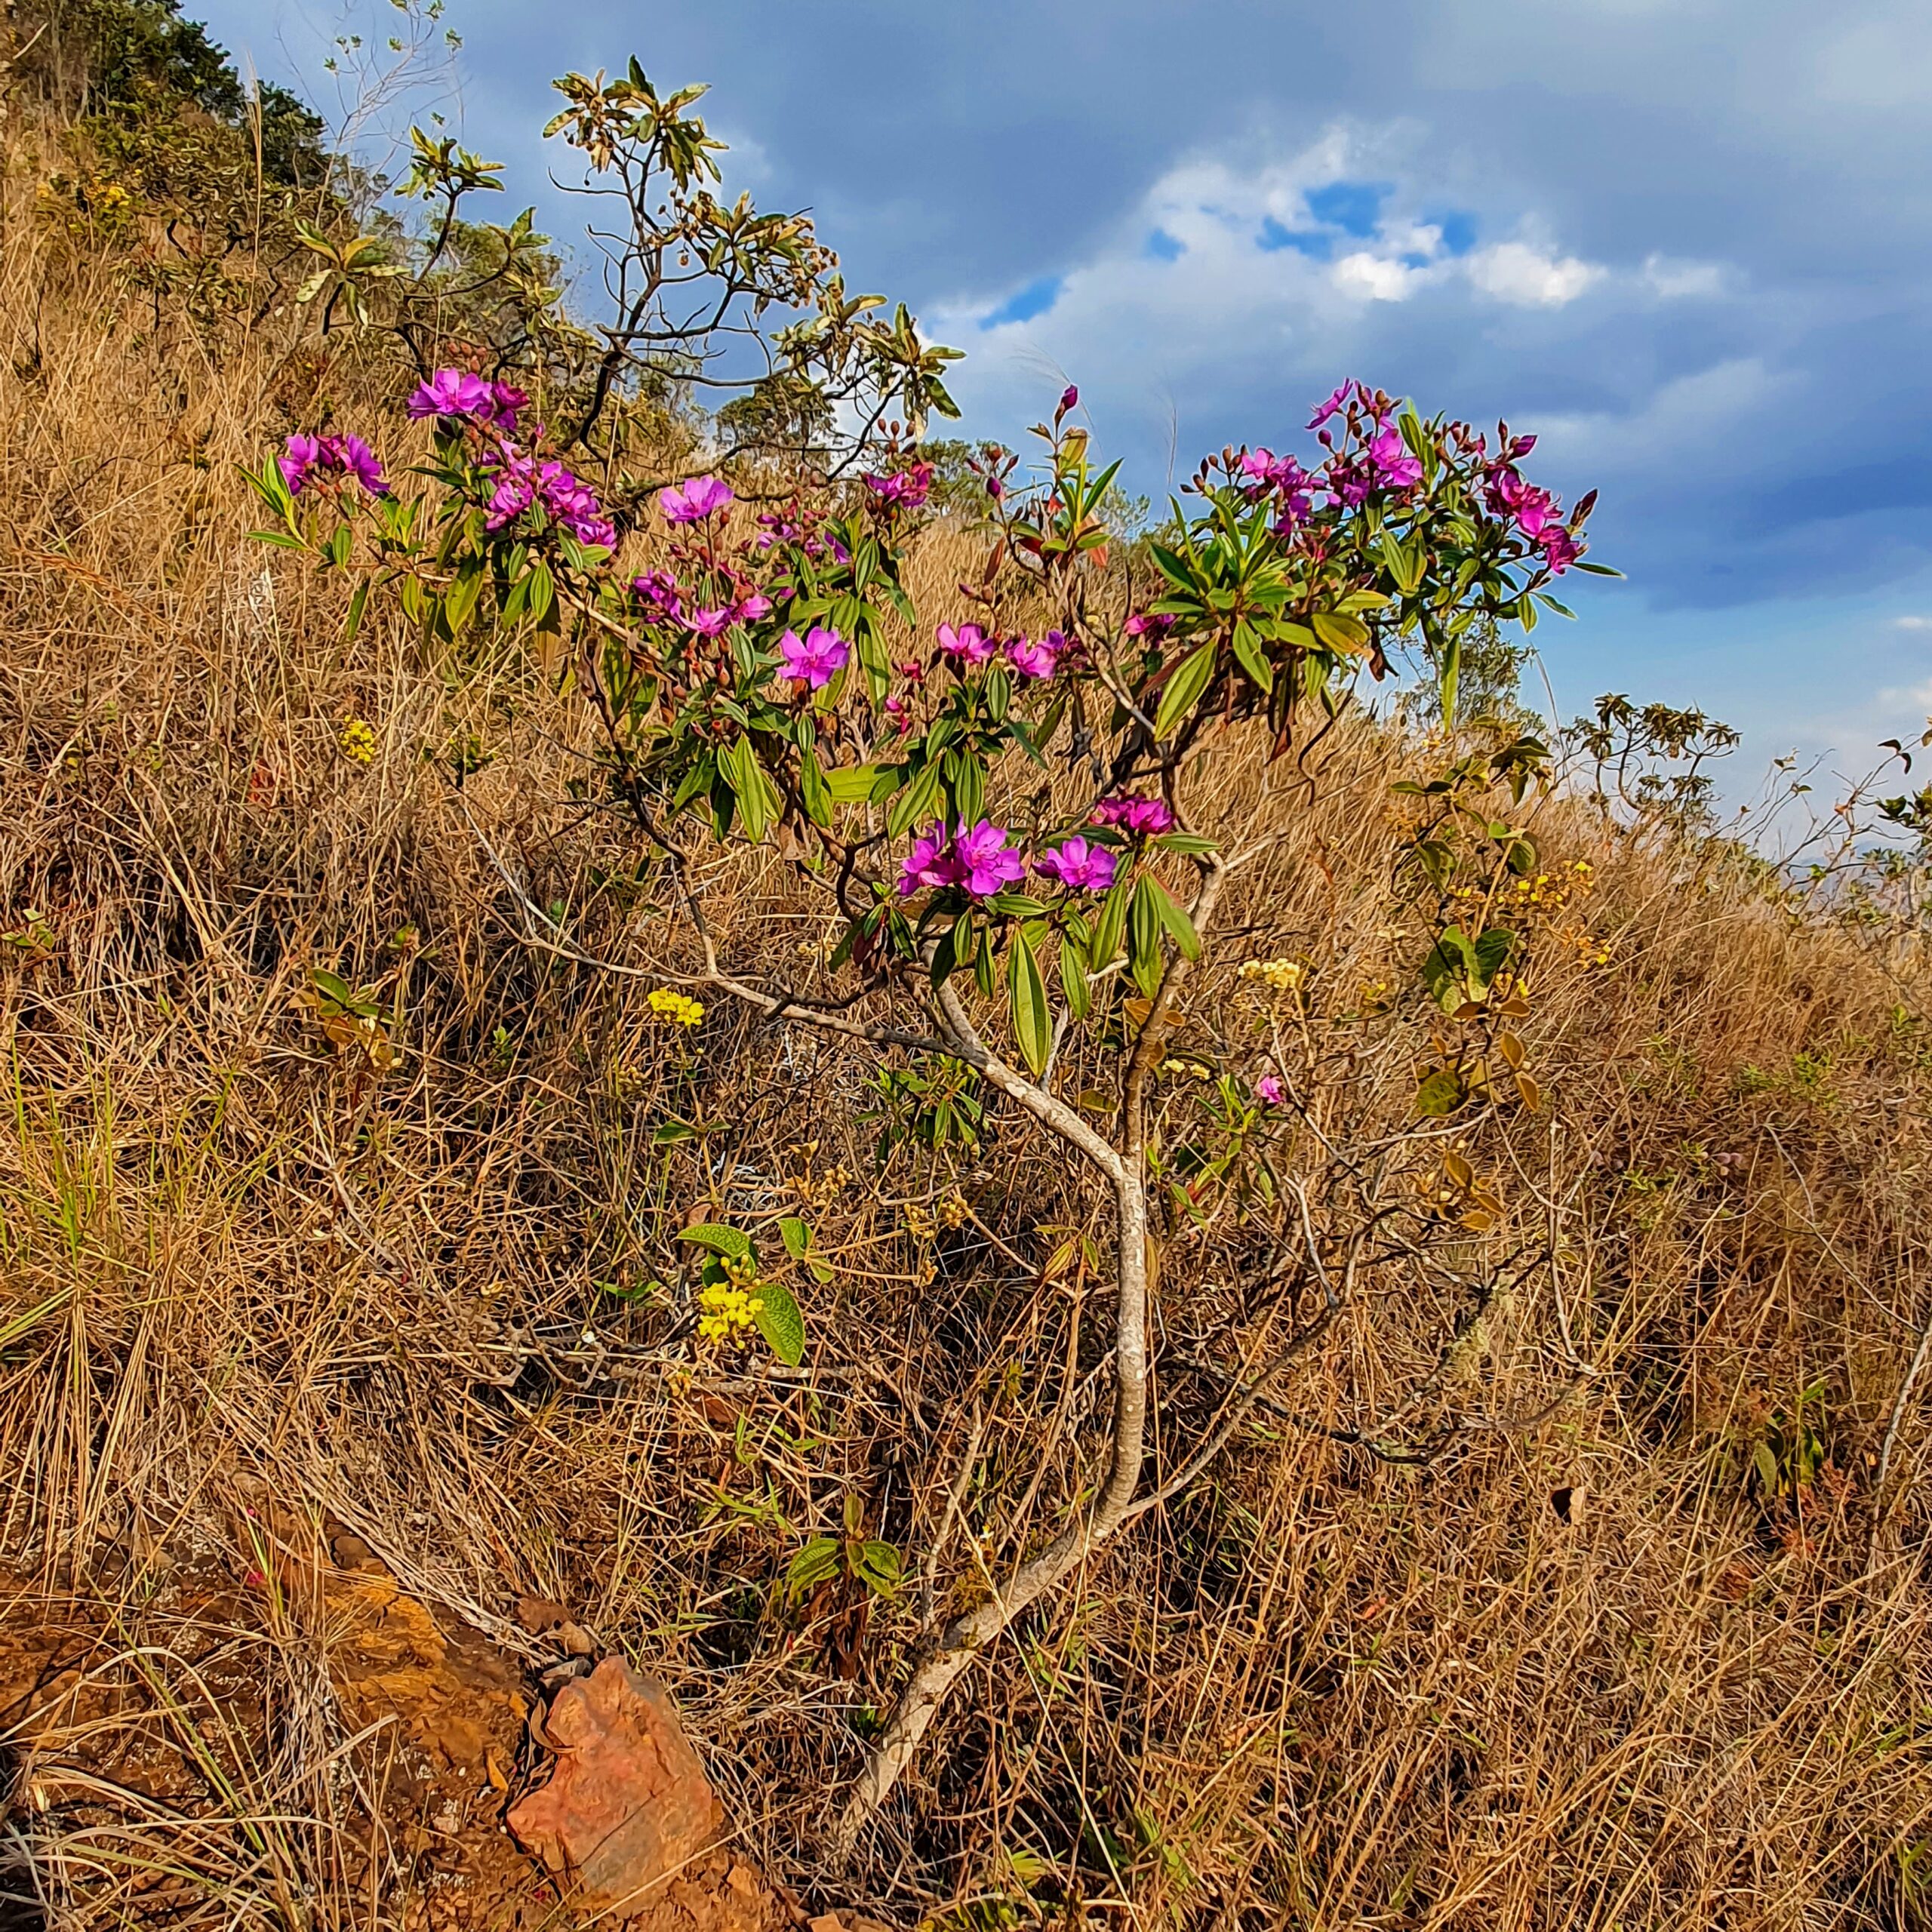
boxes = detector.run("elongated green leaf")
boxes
[824,764,881,803]
[1310,610,1370,654]
[1089,876,1131,971]
[1008,928,1052,1074]
[1142,875,1201,960]
[798,749,832,829]
[678,1223,755,1263]
[1059,935,1093,1020]
[779,1217,813,1260]
[886,758,944,838]
[341,578,370,648]
[755,1278,806,1367]
[1129,877,1163,996]
[1153,639,1217,738]
[1229,620,1273,694]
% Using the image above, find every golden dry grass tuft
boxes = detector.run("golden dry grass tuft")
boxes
[2,152,1932,1932]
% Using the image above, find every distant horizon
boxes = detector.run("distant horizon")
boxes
[196,0,1932,795]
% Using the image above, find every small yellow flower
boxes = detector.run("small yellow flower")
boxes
[1238,956,1307,994]
[338,717,377,764]
[1159,1057,1213,1081]
[648,988,706,1026]
[697,1278,764,1343]
[937,1191,968,1230]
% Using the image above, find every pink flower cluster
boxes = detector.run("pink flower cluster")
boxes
[628,567,773,639]
[1091,792,1175,838]
[779,625,849,688]
[936,623,1064,679]
[897,820,1027,900]
[863,463,933,509]
[1240,448,1318,525]
[1486,459,1583,573]
[406,369,528,429]
[281,432,387,496]
[484,451,617,549]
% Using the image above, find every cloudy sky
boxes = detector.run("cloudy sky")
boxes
[199,0,1932,782]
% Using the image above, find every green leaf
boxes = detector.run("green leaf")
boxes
[786,1535,842,1601]
[720,735,780,844]
[886,758,943,839]
[1229,620,1274,694]
[779,1217,813,1260]
[1088,877,1131,970]
[798,749,832,829]
[678,1223,755,1263]
[1309,610,1371,654]
[1129,877,1163,997]
[1008,928,1052,1075]
[1059,936,1093,1020]
[341,578,369,648]
[824,764,881,803]
[1153,639,1217,738]
[248,528,306,549]
[1416,1066,1468,1117]
[754,1277,806,1367]
[1142,875,1201,961]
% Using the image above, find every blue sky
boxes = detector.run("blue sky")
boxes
[199,0,1932,787]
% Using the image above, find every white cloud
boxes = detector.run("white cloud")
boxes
[1643,252,1727,297]
[1894,614,1932,631]
[1332,251,1428,301]
[1465,241,1604,306]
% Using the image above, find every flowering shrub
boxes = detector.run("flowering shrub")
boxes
[247,58,1607,1843]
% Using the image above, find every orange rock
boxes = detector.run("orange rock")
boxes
[506,1657,724,1915]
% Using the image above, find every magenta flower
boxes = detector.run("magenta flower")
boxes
[408,369,493,422]
[1007,632,1060,679]
[279,432,322,493]
[937,621,997,666]
[778,624,850,689]
[864,463,933,509]
[1308,380,1359,430]
[1093,793,1175,838]
[339,435,388,494]
[659,475,734,524]
[1035,836,1117,892]
[689,606,735,638]
[1123,611,1177,639]
[884,695,913,735]
[735,592,774,624]
[1541,526,1582,574]
[488,380,529,428]
[1256,1075,1284,1106]
[953,820,1027,897]
[897,823,960,897]
[630,570,684,619]
[1059,384,1079,414]
[1367,425,1423,492]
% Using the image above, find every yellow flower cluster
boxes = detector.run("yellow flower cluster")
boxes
[1572,931,1614,968]
[697,1253,765,1343]
[903,1201,936,1241]
[648,988,706,1026]
[339,717,377,764]
[792,1157,852,1207]
[937,1191,968,1229]
[1238,957,1307,993]
[1159,1057,1214,1081]
[1358,979,1393,1013]
[697,1280,764,1343]
[904,1192,969,1241]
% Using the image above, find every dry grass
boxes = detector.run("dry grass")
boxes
[2,149,1932,1932]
